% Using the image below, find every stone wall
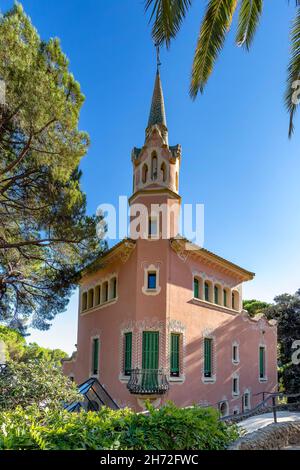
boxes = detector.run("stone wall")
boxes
[229,422,300,450]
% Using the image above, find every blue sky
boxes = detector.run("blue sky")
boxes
[1,1,300,354]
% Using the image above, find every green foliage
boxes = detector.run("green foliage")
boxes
[243,299,270,317]
[0,325,67,365]
[0,3,106,330]
[0,359,81,411]
[22,343,67,366]
[145,0,300,134]
[0,325,26,360]
[265,289,300,394]
[0,402,239,450]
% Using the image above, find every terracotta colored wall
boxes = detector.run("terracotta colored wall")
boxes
[63,238,277,413]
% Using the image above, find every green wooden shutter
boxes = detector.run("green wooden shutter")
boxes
[124,332,132,376]
[204,338,212,377]
[214,286,219,304]
[92,338,99,375]
[142,332,159,370]
[223,289,227,307]
[170,333,180,376]
[205,282,209,301]
[194,278,199,298]
[259,347,265,378]
[142,332,159,390]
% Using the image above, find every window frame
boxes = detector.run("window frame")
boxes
[91,337,100,377]
[170,333,180,377]
[124,332,132,376]
[147,272,157,290]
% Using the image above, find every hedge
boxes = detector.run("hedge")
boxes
[0,402,239,450]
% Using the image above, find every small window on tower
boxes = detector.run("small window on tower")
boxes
[142,164,148,184]
[161,162,166,182]
[147,272,157,290]
[151,154,158,180]
[148,216,158,238]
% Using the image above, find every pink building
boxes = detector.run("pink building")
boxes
[63,68,277,415]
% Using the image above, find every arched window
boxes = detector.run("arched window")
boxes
[102,281,109,303]
[151,154,158,180]
[223,288,228,307]
[175,172,178,191]
[109,277,117,299]
[161,162,166,182]
[219,401,229,418]
[88,289,94,309]
[142,164,148,184]
[204,281,210,302]
[82,292,87,311]
[214,285,219,304]
[95,286,101,306]
[194,277,200,298]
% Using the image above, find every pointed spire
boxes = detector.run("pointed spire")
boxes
[147,69,167,128]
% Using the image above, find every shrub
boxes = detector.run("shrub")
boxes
[0,359,81,411]
[0,402,239,450]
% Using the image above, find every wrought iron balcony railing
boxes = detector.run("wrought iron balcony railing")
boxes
[127,368,169,395]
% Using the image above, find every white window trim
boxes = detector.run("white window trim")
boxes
[232,373,240,397]
[259,344,268,383]
[142,264,161,295]
[168,331,185,383]
[202,333,217,384]
[232,341,240,365]
[243,389,251,411]
[219,400,229,417]
[90,335,100,380]
[118,330,134,383]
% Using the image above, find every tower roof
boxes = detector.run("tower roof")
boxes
[147,69,167,128]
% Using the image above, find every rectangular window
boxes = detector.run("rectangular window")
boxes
[82,292,87,311]
[259,346,266,379]
[204,338,213,378]
[214,286,219,304]
[92,338,99,376]
[148,217,158,238]
[223,289,227,307]
[113,278,117,298]
[204,282,209,302]
[124,332,132,376]
[233,344,238,363]
[193,278,199,298]
[147,272,157,290]
[95,286,101,305]
[142,332,159,389]
[102,281,108,302]
[170,333,180,377]
[233,377,239,395]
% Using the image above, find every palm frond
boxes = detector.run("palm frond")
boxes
[190,0,238,98]
[145,0,193,47]
[285,6,300,137]
[236,0,263,50]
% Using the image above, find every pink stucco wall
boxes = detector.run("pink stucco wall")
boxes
[63,235,277,414]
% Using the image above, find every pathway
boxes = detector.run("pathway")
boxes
[237,411,300,435]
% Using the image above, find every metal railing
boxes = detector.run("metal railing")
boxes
[219,391,300,424]
[127,368,169,395]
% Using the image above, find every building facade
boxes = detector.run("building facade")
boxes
[63,68,277,414]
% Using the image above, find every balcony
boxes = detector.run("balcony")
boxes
[127,368,169,395]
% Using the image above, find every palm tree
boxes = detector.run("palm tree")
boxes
[145,0,300,136]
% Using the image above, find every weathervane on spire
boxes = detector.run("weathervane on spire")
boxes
[155,43,161,72]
